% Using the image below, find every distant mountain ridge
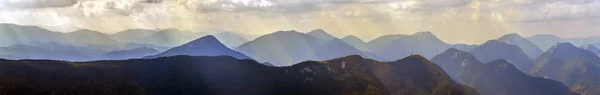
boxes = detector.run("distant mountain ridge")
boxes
[531,43,600,95]
[373,31,450,61]
[470,40,534,73]
[145,35,250,60]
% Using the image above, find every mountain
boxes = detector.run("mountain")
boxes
[110,29,158,42]
[365,34,408,52]
[581,44,600,57]
[133,29,206,47]
[213,32,249,49]
[313,39,367,60]
[470,40,534,73]
[100,47,160,60]
[431,48,480,80]
[497,33,544,59]
[531,43,600,95]
[451,44,478,52]
[145,35,250,59]
[528,34,563,51]
[563,36,600,47]
[235,30,322,66]
[306,29,337,41]
[341,35,369,52]
[432,48,578,95]
[0,55,477,95]
[373,31,450,61]
[0,44,99,61]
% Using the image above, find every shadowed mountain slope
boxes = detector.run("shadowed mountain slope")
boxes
[470,40,534,73]
[145,35,250,59]
[0,55,476,95]
[432,48,579,95]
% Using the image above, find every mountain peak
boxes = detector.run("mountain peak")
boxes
[550,42,577,50]
[341,35,365,42]
[412,31,435,37]
[307,29,336,40]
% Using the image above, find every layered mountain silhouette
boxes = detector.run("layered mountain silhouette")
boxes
[100,47,160,60]
[0,44,97,61]
[145,35,250,59]
[470,40,534,73]
[236,30,321,66]
[451,44,478,52]
[0,55,477,95]
[528,34,563,51]
[432,48,579,95]
[313,39,366,60]
[213,32,250,49]
[531,43,600,95]
[497,33,544,59]
[373,32,450,61]
[306,29,337,41]
[341,35,369,51]
[581,44,600,57]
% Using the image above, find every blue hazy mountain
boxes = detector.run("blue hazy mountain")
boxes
[100,47,160,60]
[110,29,159,43]
[373,31,450,61]
[451,44,478,52]
[581,44,600,57]
[235,30,321,66]
[365,34,408,52]
[0,24,122,48]
[145,35,250,59]
[531,43,600,94]
[132,29,207,47]
[470,40,534,73]
[432,48,578,95]
[213,32,249,49]
[527,34,563,51]
[0,44,100,61]
[341,35,369,52]
[306,29,337,41]
[313,39,369,60]
[497,33,544,59]
[563,36,600,47]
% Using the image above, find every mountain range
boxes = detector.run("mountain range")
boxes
[145,35,250,60]
[470,40,535,73]
[531,43,600,95]
[0,55,477,95]
[432,48,578,95]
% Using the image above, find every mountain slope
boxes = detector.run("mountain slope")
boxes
[145,35,250,59]
[306,29,337,41]
[497,33,544,59]
[213,32,249,49]
[374,31,450,61]
[341,35,369,52]
[432,48,579,95]
[235,30,321,66]
[528,34,563,51]
[366,34,408,52]
[0,55,477,95]
[581,44,600,57]
[470,40,534,73]
[100,47,160,60]
[313,39,367,60]
[531,43,600,95]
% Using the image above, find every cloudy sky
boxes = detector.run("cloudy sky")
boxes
[1,0,600,44]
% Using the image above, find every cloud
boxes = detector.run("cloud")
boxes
[0,0,78,9]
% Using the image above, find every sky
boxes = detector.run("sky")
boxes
[1,0,600,44]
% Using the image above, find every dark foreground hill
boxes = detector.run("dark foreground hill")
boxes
[0,55,476,95]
